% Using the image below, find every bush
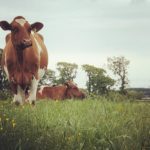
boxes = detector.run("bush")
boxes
[0,90,12,100]
[106,91,129,102]
[86,91,129,102]
[126,90,144,100]
[85,91,126,102]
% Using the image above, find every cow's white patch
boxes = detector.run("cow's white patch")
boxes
[13,86,24,105]
[15,18,26,26]
[4,65,9,80]
[27,76,39,104]
[38,68,45,79]
[32,31,42,54]
[39,85,48,95]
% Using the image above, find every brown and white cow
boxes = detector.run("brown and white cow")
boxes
[37,81,85,100]
[37,85,67,100]
[65,81,85,99]
[0,16,48,105]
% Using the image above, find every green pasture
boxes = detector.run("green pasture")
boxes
[0,99,149,150]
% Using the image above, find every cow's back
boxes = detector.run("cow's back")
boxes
[38,85,67,100]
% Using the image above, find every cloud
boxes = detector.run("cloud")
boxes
[131,0,147,4]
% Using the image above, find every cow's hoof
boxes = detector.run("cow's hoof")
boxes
[14,101,20,106]
[31,101,35,106]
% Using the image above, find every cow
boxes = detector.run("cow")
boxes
[37,81,85,100]
[65,81,85,99]
[0,16,48,105]
[37,85,67,100]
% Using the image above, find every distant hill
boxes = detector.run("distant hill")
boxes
[128,88,150,98]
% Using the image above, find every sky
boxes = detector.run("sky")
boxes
[0,0,150,88]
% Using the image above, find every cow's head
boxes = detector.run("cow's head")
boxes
[65,81,85,99]
[0,16,43,50]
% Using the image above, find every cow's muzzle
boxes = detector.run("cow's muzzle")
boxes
[19,39,32,49]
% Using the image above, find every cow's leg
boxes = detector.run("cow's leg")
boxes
[27,77,39,105]
[13,86,25,105]
[27,68,45,105]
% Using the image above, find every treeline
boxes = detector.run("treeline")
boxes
[40,62,115,95]
[40,56,129,95]
[1,47,142,99]
[40,56,130,96]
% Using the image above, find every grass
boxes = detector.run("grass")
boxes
[0,98,150,150]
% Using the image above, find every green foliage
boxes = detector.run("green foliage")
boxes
[82,64,115,95]
[0,48,10,92]
[126,90,144,100]
[0,100,149,150]
[107,56,130,94]
[106,91,130,102]
[0,90,12,100]
[56,62,78,84]
[39,69,56,86]
[127,88,150,98]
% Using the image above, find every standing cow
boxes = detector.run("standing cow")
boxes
[0,16,48,105]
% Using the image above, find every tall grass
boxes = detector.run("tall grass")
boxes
[0,99,150,150]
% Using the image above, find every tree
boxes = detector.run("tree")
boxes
[39,69,56,86]
[82,64,94,94]
[56,62,78,84]
[92,74,115,95]
[82,64,115,95]
[0,48,10,91]
[107,56,130,94]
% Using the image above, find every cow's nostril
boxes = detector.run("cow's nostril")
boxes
[22,39,32,45]
[23,39,30,43]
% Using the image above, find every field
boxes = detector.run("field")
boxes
[0,98,150,150]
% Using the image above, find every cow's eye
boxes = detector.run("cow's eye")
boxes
[12,27,18,33]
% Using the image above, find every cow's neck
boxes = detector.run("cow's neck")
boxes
[16,50,24,65]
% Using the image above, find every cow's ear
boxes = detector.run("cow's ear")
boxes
[31,22,43,32]
[0,21,12,31]
[64,82,70,87]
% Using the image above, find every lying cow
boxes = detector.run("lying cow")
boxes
[0,16,48,105]
[37,81,85,100]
